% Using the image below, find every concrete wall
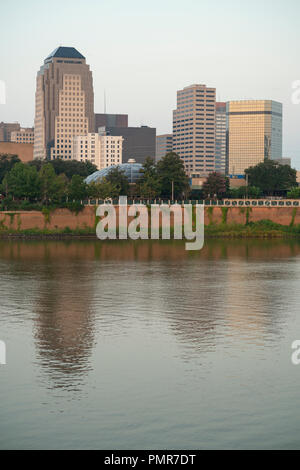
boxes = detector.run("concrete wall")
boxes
[205,206,300,226]
[0,206,300,232]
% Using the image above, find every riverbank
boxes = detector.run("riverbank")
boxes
[0,221,300,239]
[1,206,300,239]
[205,221,300,238]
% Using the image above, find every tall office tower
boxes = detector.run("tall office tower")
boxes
[156,134,173,162]
[100,125,156,165]
[173,84,216,177]
[34,46,94,160]
[95,113,128,130]
[215,103,227,174]
[73,132,123,170]
[227,100,282,175]
[0,122,21,142]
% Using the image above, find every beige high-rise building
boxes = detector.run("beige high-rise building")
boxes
[73,133,123,170]
[227,100,282,175]
[34,47,94,161]
[173,84,216,177]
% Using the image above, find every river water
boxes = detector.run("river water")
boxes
[0,239,300,450]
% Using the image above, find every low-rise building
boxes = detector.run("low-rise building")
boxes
[101,125,156,165]
[11,128,34,144]
[0,122,21,142]
[73,132,123,170]
[274,158,292,167]
[95,113,128,130]
[0,142,33,162]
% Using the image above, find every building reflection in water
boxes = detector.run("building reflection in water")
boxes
[33,263,96,391]
[0,239,299,389]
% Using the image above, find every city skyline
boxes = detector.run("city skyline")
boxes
[0,0,299,167]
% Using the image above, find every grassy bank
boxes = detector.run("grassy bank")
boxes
[0,220,300,239]
[0,227,96,239]
[205,220,300,238]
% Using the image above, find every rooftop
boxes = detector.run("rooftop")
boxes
[45,47,85,62]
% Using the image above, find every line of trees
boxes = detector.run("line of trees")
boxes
[0,152,190,210]
[0,153,299,212]
[200,160,297,199]
[0,155,99,210]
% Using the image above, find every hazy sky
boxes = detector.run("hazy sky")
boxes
[1,0,300,166]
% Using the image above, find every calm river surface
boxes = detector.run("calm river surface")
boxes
[0,239,300,450]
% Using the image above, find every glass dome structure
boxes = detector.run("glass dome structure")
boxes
[85,163,143,184]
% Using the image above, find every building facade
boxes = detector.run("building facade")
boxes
[215,103,227,174]
[73,132,123,170]
[34,46,94,161]
[11,128,34,144]
[95,113,128,130]
[0,122,21,142]
[227,100,282,175]
[173,84,216,177]
[0,142,33,163]
[101,126,156,165]
[156,134,173,162]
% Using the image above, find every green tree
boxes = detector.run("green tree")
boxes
[67,175,88,201]
[51,159,97,179]
[138,157,161,198]
[2,162,40,201]
[230,185,262,199]
[156,152,189,199]
[27,159,43,172]
[245,160,297,195]
[39,163,62,204]
[28,159,98,180]
[0,154,21,184]
[87,179,119,199]
[56,174,69,202]
[105,167,130,196]
[202,172,227,199]
[287,187,300,199]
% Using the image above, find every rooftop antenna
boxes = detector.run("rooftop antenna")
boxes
[104,90,107,114]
